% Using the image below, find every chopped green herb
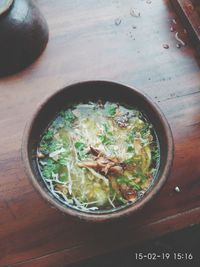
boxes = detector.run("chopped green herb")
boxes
[105,103,117,116]
[124,158,135,164]
[152,145,159,161]
[116,195,128,204]
[41,159,59,179]
[61,110,76,127]
[99,134,112,145]
[134,169,148,183]
[75,141,87,159]
[117,176,131,185]
[39,141,49,154]
[48,140,60,153]
[127,128,137,142]
[127,144,134,152]
[75,141,86,150]
[59,174,68,182]
[43,128,54,141]
[58,156,69,166]
[98,123,113,145]
[132,183,141,191]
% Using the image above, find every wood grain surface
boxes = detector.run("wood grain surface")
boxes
[171,0,200,51]
[0,0,200,266]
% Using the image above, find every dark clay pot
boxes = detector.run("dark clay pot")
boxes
[0,0,49,77]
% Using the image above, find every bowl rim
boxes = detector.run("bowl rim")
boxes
[22,80,174,222]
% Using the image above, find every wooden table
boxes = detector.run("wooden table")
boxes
[1,0,200,266]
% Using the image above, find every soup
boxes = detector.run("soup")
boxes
[36,101,160,212]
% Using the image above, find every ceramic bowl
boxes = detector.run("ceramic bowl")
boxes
[22,81,174,222]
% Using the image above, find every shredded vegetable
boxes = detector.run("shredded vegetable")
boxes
[37,101,160,212]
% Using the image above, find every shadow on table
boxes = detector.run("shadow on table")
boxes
[69,224,200,267]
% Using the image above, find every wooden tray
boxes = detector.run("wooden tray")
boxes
[1,1,200,266]
[171,0,200,51]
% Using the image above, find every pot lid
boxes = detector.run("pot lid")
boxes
[0,0,14,16]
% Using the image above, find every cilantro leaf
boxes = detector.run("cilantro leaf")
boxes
[41,159,59,179]
[105,103,117,116]
[75,141,86,151]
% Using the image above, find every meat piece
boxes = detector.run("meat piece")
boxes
[78,148,124,176]
[96,157,110,166]
[119,184,137,202]
[78,158,119,176]
[98,160,115,175]
[109,165,123,175]
[77,161,98,169]
[109,156,121,164]
[79,147,137,202]
[90,146,101,157]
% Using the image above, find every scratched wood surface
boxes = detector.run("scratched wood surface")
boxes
[171,0,200,51]
[0,0,200,266]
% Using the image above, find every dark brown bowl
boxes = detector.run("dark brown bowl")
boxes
[22,81,174,222]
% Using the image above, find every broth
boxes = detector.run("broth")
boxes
[36,101,160,212]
